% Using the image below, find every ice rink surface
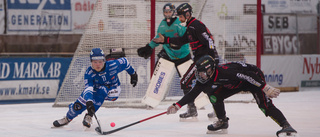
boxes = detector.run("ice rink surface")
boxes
[1,90,319,137]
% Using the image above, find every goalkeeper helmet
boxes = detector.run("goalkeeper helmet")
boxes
[176,3,192,16]
[163,3,175,19]
[195,55,216,84]
[90,48,105,61]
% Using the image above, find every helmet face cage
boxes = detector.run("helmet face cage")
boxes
[90,48,105,61]
[195,66,215,84]
[163,3,175,19]
[195,55,216,84]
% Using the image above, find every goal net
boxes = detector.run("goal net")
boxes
[53,0,258,108]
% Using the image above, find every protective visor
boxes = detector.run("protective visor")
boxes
[195,71,210,84]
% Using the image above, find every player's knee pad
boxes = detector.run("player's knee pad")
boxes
[176,59,193,77]
[67,101,86,120]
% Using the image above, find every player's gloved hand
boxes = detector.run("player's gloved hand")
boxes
[167,103,181,115]
[153,33,166,44]
[137,44,153,59]
[262,84,280,98]
[86,101,95,115]
[130,72,138,87]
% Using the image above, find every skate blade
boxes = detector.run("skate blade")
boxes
[207,129,228,134]
[278,132,298,137]
[82,125,93,131]
[180,117,198,122]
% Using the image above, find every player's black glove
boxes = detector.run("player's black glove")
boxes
[130,72,138,87]
[137,44,153,59]
[86,101,95,116]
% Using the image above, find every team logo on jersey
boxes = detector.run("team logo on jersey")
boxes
[236,73,261,87]
[165,29,174,32]
[211,85,217,89]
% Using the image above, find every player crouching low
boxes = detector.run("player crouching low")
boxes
[167,55,297,136]
[53,48,138,128]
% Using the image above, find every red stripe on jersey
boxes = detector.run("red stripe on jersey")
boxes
[187,18,196,27]
[214,69,219,81]
[191,44,203,50]
[234,81,242,89]
[190,41,198,44]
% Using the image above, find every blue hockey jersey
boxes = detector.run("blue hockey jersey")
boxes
[82,57,135,101]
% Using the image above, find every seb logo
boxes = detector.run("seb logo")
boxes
[8,0,70,10]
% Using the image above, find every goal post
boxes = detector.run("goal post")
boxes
[53,0,260,108]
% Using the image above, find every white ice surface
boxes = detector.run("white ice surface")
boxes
[1,90,319,137]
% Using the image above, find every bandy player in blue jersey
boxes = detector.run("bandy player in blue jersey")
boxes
[53,48,138,128]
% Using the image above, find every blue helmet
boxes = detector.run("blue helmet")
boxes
[90,48,105,61]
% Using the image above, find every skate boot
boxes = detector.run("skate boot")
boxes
[179,103,198,122]
[276,121,297,137]
[82,113,92,128]
[207,117,229,134]
[53,116,71,127]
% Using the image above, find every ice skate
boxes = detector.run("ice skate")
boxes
[207,117,229,134]
[53,116,70,127]
[276,124,297,137]
[179,103,198,122]
[82,113,92,128]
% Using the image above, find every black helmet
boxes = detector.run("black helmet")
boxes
[195,55,216,84]
[176,3,192,16]
[163,3,175,19]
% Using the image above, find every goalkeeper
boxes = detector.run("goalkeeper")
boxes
[138,3,191,64]
[53,48,138,128]
[137,3,196,117]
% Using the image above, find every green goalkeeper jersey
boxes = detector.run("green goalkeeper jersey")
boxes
[148,17,190,60]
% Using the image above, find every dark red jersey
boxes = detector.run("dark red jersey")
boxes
[164,17,217,62]
[177,62,267,106]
